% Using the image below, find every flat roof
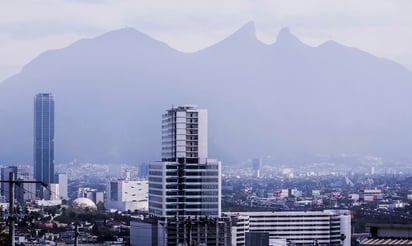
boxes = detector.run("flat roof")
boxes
[366,223,412,229]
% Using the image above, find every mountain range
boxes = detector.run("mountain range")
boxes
[1,22,412,165]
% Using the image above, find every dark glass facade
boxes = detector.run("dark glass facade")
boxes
[34,93,55,186]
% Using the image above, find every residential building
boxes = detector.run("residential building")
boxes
[55,173,68,200]
[161,105,208,164]
[149,105,221,218]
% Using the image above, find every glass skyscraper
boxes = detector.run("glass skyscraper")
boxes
[34,93,55,187]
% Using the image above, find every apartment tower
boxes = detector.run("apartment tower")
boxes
[149,105,221,217]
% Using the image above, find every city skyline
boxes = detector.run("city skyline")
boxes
[1,2,412,245]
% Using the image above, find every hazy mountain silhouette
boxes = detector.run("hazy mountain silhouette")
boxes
[1,22,412,165]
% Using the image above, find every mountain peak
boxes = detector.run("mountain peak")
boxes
[97,27,154,42]
[238,21,256,35]
[68,26,176,53]
[197,21,262,53]
[226,21,258,42]
[275,27,305,47]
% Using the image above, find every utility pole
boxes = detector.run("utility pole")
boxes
[74,223,79,246]
[9,172,15,246]
[1,176,47,246]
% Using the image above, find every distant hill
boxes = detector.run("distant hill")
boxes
[1,22,412,165]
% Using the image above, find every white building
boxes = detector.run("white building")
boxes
[78,187,104,205]
[229,214,249,246]
[227,210,351,246]
[105,179,148,212]
[44,183,60,201]
[161,105,208,164]
[55,173,68,200]
[362,188,383,201]
[149,106,221,218]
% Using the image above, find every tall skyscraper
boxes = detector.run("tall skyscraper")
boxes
[252,158,261,178]
[34,93,55,188]
[149,105,221,217]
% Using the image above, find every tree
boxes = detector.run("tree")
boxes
[96,202,105,212]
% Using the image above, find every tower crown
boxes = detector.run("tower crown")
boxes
[161,105,208,164]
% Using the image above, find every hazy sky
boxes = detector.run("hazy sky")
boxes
[1,0,412,81]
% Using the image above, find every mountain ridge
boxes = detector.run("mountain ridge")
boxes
[1,23,412,165]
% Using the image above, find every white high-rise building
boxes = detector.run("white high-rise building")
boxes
[161,105,208,164]
[55,173,68,200]
[149,105,221,218]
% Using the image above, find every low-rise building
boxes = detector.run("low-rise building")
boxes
[105,179,148,212]
[228,210,351,246]
[360,223,412,245]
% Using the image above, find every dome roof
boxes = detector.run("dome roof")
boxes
[72,197,97,213]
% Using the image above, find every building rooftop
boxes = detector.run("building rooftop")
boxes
[360,238,412,245]
[366,223,412,229]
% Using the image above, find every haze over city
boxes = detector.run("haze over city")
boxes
[1,1,412,246]
[2,0,412,80]
[1,23,412,164]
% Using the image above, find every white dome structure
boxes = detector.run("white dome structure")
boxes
[72,197,97,213]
